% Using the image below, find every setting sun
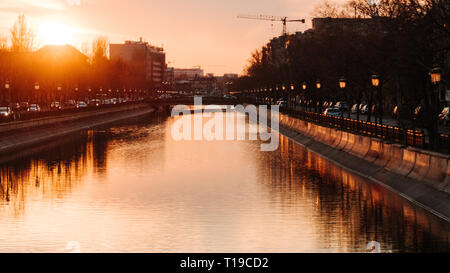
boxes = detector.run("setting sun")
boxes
[37,21,76,46]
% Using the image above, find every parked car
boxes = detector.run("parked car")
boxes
[323,108,341,117]
[351,104,360,114]
[224,94,237,100]
[88,99,101,107]
[335,101,348,111]
[27,104,41,112]
[0,106,20,121]
[20,102,29,110]
[277,100,288,109]
[76,101,88,108]
[65,100,76,107]
[158,94,172,99]
[50,101,61,110]
[360,104,369,114]
[439,107,450,126]
[11,103,21,112]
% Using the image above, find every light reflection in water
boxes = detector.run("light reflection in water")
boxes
[0,112,448,253]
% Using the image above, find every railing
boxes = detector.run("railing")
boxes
[287,109,427,149]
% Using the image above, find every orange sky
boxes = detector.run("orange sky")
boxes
[0,0,346,75]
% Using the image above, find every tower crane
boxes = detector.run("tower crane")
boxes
[237,14,305,36]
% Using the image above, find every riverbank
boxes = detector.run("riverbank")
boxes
[0,103,156,164]
[259,110,450,222]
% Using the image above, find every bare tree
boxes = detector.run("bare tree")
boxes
[10,14,34,52]
[92,36,109,63]
[0,36,8,51]
[312,0,352,18]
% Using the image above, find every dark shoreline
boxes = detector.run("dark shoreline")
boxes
[0,103,156,164]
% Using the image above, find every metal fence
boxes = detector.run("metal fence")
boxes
[287,109,428,149]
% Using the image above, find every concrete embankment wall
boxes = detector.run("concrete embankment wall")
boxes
[0,103,155,162]
[267,112,450,221]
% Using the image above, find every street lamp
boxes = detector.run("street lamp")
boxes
[315,81,321,113]
[339,77,347,89]
[302,82,308,110]
[316,80,321,89]
[57,84,63,104]
[3,81,10,104]
[430,67,443,149]
[371,74,380,88]
[338,77,347,122]
[371,74,382,125]
[34,82,40,104]
[430,67,442,85]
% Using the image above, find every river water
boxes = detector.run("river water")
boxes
[0,111,448,253]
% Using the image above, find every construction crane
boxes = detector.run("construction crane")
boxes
[237,14,305,36]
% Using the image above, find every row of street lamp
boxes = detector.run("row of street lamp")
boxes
[2,81,149,94]
[247,74,384,94]
[248,67,442,94]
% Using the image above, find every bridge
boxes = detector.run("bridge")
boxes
[146,96,246,108]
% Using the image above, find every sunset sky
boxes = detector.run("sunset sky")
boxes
[0,0,345,75]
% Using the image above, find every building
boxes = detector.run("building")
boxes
[191,76,217,95]
[110,38,166,88]
[164,67,175,84]
[174,68,204,80]
[216,73,239,96]
[223,73,238,80]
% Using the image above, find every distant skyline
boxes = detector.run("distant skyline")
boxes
[0,0,346,75]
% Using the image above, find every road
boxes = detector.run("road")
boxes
[293,105,450,135]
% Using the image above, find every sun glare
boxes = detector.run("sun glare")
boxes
[37,21,76,46]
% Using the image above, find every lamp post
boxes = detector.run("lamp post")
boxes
[57,84,62,104]
[34,82,40,104]
[289,84,295,108]
[4,81,10,104]
[430,67,442,149]
[315,80,321,113]
[339,77,347,124]
[371,74,382,125]
[302,82,307,111]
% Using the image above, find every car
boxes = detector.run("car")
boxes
[20,102,29,110]
[335,101,348,111]
[76,101,88,108]
[65,100,76,107]
[88,99,101,107]
[323,108,342,117]
[50,101,61,110]
[224,94,237,100]
[158,94,172,99]
[351,104,360,114]
[11,103,21,112]
[0,106,20,121]
[277,100,288,109]
[360,104,369,114]
[439,107,450,126]
[27,104,41,112]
